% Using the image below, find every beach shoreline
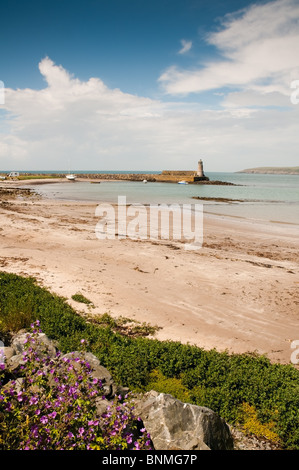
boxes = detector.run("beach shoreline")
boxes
[0,179,298,365]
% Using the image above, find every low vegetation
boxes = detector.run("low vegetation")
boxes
[71,293,94,305]
[16,174,65,180]
[83,312,161,338]
[0,272,298,450]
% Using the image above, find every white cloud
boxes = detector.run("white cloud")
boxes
[159,0,299,97]
[0,55,299,173]
[178,39,192,54]
[1,58,207,170]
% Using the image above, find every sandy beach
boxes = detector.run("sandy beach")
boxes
[0,178,298,365]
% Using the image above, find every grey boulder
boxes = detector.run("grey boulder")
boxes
[134,391,234,451]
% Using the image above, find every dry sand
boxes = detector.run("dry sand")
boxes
[0,179,298,365]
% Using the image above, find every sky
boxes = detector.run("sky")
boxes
[0,0,299,172]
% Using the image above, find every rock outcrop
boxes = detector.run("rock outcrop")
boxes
[134,391,234,450]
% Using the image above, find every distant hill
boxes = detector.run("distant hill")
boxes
[237,166,299,175]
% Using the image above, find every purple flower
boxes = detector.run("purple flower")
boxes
[5,402,12,411]
[88,420,99,426]
[29,396,39,405]
[40,415,48,424]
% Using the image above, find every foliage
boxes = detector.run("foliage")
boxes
[85,312,161,338]
[239,403,280,443]
[16,175,65,180]
[1,272,299,449]
[146,369,191,403]
[71,293,93,305]
[0,321,152,450]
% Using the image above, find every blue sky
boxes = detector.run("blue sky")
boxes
[1,0,299,172]
[1,0,251,93]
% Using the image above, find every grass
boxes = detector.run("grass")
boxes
[83,312,161,338]
[71,293,93,305]
[16,174,65,180]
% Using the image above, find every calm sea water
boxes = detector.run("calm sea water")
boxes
[30,172,299,225]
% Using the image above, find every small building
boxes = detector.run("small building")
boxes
[8,171,19,178]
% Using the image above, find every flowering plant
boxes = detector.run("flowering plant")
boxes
[0,321,152,450]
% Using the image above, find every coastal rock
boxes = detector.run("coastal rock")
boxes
[6,353,27,371]
[134,391,234,451]
[2,346,15,362]
[11,331,57,359]
[60,351,128,398]
[5,331,58,371]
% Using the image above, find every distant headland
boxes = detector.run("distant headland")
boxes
[238,166,299,175]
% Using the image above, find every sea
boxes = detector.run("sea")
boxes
[23,171,299,227]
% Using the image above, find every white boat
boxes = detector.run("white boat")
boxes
[143,179,147,183]
[178,180,188,185]
[66,174,77,180]
[66,159,76,180]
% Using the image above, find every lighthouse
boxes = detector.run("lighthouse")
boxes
[194,159,209,182]
[197,159,204,177]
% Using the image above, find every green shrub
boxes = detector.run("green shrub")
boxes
[239,403,280,443]
[71,293,93,305]
[146,370,191,403]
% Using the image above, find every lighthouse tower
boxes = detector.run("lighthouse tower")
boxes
[194,159,209,182]
[197,159,204,177]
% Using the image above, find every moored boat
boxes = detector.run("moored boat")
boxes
[66,174,77,180]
